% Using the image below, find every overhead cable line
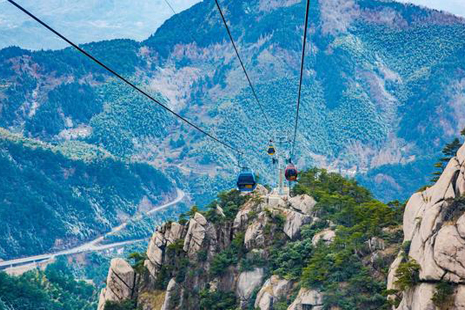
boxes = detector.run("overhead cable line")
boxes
[163,0,177,14]
[291,0,311,157]
[214,0,273,130]
[7,0,240,155]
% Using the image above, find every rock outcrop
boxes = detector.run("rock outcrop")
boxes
[288,288,324,310]
[237,268,265,306]
[311,228,336,246]
[145,222,186,284]
[161,279,179,310]
[388,143,465,309]
[254,276,293,310]
[283,209,312,239]
[183,212,208,257]
[97,187,322,310]
[98,258,137,310]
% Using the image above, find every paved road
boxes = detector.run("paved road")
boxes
[0,188,185,269]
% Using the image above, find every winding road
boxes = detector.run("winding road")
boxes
[0,188,185,270]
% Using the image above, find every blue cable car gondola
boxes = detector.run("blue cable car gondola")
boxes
[267,141,276,156]
[285,163,298,182]
[237,168,257,192]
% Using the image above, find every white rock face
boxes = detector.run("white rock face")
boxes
[255,184,269,196]
[283,209,311,239]
[234,200,260,232]
[254,275,292,310]
[289,195,317,215]
[183,212,208,257]
[145,221,185,282]
[388,144,465,309]
[237,268,265,306]
[434,225,465,280]
[312,229,336,246]
[396,283,436,310]
[161,278,178,310]
[244,209,271,250]
[166,222,184,244]
[97,258,136,310]
[288,288,324,310]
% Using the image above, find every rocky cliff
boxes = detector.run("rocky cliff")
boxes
[97,168,405,310]
[388,143,465,309]
[99,142,465,309]
[98,187,321,310]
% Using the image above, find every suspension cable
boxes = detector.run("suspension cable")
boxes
[291,0,311,157]
[214,0,273,130]
[7,0,241,155]
[163,0,177,14]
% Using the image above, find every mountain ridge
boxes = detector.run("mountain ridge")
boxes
[2,0,465,204]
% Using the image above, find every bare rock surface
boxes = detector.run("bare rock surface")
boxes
[97,258,136,310]
[283,209,311,239]
[288,288,324,310]
[237,268,265,307]
[161,279,178,310]
[389,144,465,308]
[254,275,292,310]
[312,229,336,246]
[183,212,208,257]
[289,195,316,215]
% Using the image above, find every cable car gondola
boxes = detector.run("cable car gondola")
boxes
[237,168,257,192]
[285,163,298,182]
[267,141,276,156]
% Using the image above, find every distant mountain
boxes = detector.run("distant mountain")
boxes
[1,0,465,205]
[0,0,200,50]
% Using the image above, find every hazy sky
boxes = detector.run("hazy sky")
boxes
[397,0,465,18]
[0,0,200,50]
[0,0,464,51]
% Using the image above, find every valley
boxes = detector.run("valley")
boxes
[0,188,185,271]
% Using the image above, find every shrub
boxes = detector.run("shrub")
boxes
[443,196,465,223]
[127,252,147,275]
[394,259,421,291]
[432,282,455,308]
[199,289,237,310]
[104,300,136,310]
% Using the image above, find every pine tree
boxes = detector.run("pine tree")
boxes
[431,135,464,183]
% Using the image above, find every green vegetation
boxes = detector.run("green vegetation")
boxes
[0,259,97,310]
[151,169,403,310]
[432,282,455,309]
[394,259,421,291]
[430,133,464,183]
[199,289,237,310]
[0,130,173,259]
[278,169,403,309]
[104,300,137,310]
[204,190,249,223]
[128,252,148,275]
[210,233,246,277]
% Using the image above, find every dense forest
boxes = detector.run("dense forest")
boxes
[0,259,97,310]
[0,129,174,259]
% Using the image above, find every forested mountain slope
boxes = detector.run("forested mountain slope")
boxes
[0,128,174,259]
[1,0,465,203]
[0,259,97,310]
[97,170,404,310]
[97,142,465,310]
